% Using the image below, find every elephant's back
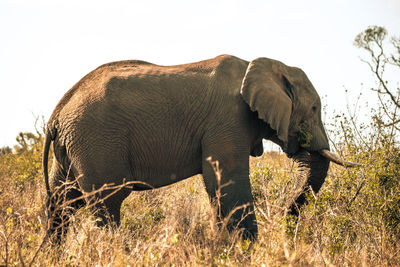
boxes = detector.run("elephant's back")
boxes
[49,55,249,144]
[51,57,211,117]
[51,55,247,115]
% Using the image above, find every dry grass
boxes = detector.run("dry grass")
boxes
[1,144,399,266]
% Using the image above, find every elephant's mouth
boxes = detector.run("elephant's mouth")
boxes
[272,132,360,167]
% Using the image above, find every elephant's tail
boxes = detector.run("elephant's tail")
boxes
[42,127,53,199]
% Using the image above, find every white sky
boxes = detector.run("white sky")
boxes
[1,0,399,147]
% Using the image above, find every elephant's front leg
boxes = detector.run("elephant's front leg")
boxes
[201,146,258,240]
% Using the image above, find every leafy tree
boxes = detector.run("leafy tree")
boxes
[14,132,42,154]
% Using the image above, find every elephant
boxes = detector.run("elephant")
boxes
[42,55,356,242]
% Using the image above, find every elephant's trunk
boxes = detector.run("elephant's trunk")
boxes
[289,150,330,216]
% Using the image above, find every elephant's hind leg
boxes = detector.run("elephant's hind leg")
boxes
[47,159,85,244]
[92,192,128,228]
[78,174,131,229]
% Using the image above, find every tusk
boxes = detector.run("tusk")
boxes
[319,149,361,167]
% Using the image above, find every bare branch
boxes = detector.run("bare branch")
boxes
[355,26,400,114]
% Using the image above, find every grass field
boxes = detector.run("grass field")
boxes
[0,124,399,266]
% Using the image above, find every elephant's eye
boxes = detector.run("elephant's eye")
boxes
[312,106,317,112]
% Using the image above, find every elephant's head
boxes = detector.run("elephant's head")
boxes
[241,57,330,154]
[240,57,357,214]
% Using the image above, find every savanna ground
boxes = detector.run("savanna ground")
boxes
[1,26,399,266]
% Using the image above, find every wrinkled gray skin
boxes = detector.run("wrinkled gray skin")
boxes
[43,55,330,242]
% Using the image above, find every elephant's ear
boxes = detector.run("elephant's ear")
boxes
[240,58,293,144]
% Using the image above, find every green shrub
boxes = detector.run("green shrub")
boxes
[0,132,44,188]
